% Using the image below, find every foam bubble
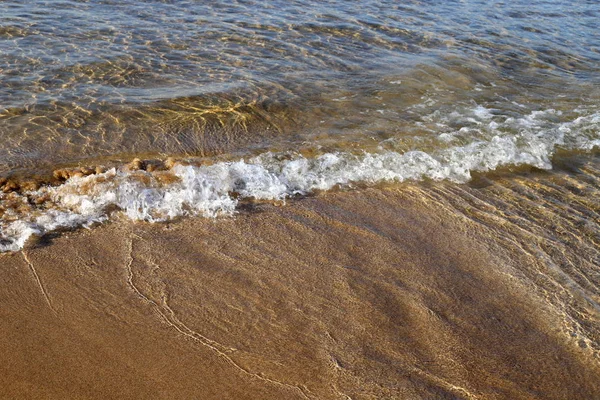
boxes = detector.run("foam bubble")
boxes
[0,108,598,252]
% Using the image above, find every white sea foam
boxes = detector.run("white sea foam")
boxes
[0,108,598,252]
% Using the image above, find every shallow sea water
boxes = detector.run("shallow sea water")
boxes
[2,0,599,169]
[1,0,599,250]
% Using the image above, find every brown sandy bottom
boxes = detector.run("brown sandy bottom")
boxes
[1,168,600,399]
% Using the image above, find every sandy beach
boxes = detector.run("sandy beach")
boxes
[2,1,600,398]
[1,174,598,399]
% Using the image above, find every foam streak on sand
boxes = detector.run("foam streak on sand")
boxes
[0,109,599,252]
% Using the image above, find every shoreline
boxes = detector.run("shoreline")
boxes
[1,180,598,399]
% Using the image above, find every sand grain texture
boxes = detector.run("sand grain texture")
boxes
[1,183,599,399]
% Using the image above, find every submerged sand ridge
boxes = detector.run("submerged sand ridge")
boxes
[1,158,599,399]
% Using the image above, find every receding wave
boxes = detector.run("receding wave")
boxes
[0,93,298,176]
[0,108,598,252]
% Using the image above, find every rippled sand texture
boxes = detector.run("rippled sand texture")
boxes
[1,159,598,399]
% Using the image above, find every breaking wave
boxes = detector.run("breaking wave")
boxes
[1,108,599,252]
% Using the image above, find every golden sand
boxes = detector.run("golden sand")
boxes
[0,180,599,399]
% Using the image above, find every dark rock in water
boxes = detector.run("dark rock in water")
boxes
[145,163,156,173]
[53,169,70,181]
[79,167,95,176]
[144,160,165,173]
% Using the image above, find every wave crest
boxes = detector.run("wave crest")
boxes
[0,108,598,252]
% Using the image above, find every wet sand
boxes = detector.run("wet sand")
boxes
[1,179,599,399]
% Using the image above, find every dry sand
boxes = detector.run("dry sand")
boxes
[1,182,599,399]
